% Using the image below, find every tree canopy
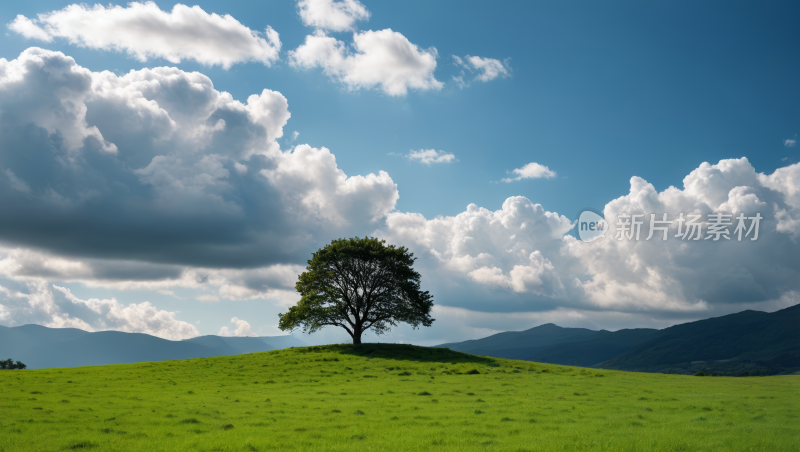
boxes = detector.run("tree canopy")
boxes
[278,237,434,344]
[0,359,26,370]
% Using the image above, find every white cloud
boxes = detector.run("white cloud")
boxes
[0,48,398,267]
[0,48,118,154]
[502,162,557,182]
[785,139,797,148]
[382,157,800,320]
[7,16,53,42]
[8,2,281,69]
[453,55,511,87]
[0,282,198,340]
[562,158,788,313]
[0,244,303,304]
[407,149,456,165]
[382,197,575,305]
[4,170,31,194]
[196,294,220,302]
[586,158,800,311]
[468,251,562,296]
[233,162,248,175]
[0,243,305,335]
[289,29,443,96]
[297,0,369,32]
[218,317,257,337]
[262,144,398,226]
[0,47,405,334]
[0,47,401,337]
[758,161,800,238]
[469,56,511,82]
[1,45,799,340]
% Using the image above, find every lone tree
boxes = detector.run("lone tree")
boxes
[279,237,434,344]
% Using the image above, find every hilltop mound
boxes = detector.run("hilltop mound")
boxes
[305,343,497,364]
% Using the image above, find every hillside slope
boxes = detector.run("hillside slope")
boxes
[0,344,797,452]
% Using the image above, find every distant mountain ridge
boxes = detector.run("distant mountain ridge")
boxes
[435,323,662,367]
[0,324,306,369]
[600,303,800,375]
[435,303,800,376]
[524,328,664,367]
[437,323,615,361]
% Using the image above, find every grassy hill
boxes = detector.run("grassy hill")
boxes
[1,344,798,451]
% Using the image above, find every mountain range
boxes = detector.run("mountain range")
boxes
[436,303,800,376]
[0,324,306,369]
[3,303,798,375]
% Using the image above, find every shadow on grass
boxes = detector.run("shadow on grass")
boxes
[295,343,497,365]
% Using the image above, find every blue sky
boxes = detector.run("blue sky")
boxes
[0,0,798,345]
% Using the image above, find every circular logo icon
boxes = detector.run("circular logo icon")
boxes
[577,210,608,242]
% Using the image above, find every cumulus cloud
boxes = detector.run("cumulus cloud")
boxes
[0,48,397,268]
[407,149,456,165]
[297,0,369,32]
[8,2,281,69]
[262,144,399,226]
[1,46,798,340]
[218,317,257,337]
[758,161,800,238]
[381,158,800,322]
[0,244,303,303]
[786,139,797,148]
[453,55,511,88]
[0,47,398,338]
[0,282,198,339]
[561,157,800,314]
[4,170,31,193]
[0,242,303,337]
[289,29,443,96]
[502,162,557,182]
[382,197,576,312]
[468,251,564,296]
[196,294,219,302]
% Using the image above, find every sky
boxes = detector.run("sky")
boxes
[0,0,798,346]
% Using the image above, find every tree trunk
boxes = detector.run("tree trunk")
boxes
[353,326,362,345]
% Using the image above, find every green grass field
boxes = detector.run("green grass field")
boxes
[1,344,798,451]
